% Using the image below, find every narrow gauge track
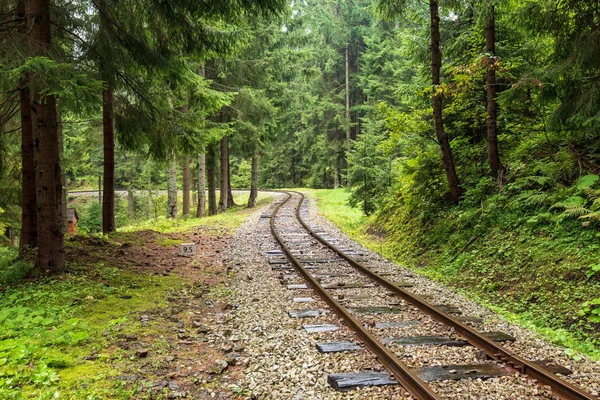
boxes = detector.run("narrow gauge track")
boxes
[268,191,598,400]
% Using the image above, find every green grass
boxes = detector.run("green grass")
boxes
[0,247,33,285]
[0,264,178,399]
[301,188,386,255]
[118,192,272,234]
[304,188,600,361]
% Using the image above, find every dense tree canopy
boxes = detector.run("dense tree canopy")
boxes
[1,0,600,271]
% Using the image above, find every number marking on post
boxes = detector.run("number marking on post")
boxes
[180,243,196,257]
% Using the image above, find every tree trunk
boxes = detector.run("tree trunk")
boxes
[191,167,197,207]
[19,85,37,251]
[248,140,259,208]
[486,2,503,182]
[27,0,64,274]
[102,87,116,233]
[207,145,217,216]
[57,107,67,232]
[218,136,228,212]
[197,152,206,217]
[333,165,340,189]
[127,190,134,220]
[167,159,178,218]
[430,0,461,203]
[345,45,351,146]
[227,142,237,207]
[182,154,190,216]
[18,0,37,251]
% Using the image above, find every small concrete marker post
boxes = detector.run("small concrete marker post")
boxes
[179,243,196,257]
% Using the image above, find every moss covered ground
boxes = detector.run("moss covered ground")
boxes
[0,194,271,399]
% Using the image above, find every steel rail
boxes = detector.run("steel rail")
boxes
[270,192,442,400]
[290,191,598,400]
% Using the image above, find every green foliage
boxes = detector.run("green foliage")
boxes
[578,298,600,324]
[552,175,600,224]
[0,247,33,286]
[346,120,390,214]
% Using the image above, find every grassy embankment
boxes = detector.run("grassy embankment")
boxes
[0,193,271,399]
[303,188,600,361]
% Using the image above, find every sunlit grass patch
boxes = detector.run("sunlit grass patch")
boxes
[118,192,273,234]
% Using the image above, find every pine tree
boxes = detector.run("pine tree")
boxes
[25,0,65,273]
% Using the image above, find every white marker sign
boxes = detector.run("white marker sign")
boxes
[180,243,196,257]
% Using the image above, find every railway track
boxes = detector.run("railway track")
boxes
[266,191,598,400]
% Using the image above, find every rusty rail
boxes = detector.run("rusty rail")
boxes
[288,191,598,400]
[270,192,441,400]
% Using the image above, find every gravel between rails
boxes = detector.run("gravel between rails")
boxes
[226,193,600,400]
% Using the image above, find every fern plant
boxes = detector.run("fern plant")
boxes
[552,175,600,223]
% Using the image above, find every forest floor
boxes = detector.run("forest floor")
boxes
[0,194,272,399]
[3,189,600,399]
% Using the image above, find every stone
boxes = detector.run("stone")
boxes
[221,343,234,353]
[210,359,229,374]
[226,353,241,365]
[136,349,148,358]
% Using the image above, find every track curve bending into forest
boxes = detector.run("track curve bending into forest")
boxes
[268,191,598,400]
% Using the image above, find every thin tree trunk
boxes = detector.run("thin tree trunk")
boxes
[57,107,67,232]
[334,165,340,189]
[19,85,37,250]
[167,159,178,218]
[182,154,190,216]
[248,140,259,208]
[102,88,116,233]
[486,2,502,182]
[227,141,237,207]
[191,167,197,207]
[345,45,351,146]
[430,0,461,203]
[18,0,37,251]
[218,136,228,212]
[207,145,217,216]
[127,190,134,220]
[27,0,64,274]
[197,152,206,217]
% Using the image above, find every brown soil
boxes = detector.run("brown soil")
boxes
[64,225,248,399]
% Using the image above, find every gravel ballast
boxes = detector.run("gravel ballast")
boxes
[224,193,600,399]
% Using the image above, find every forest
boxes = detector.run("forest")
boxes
[1,0,600,396]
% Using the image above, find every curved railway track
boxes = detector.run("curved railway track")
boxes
[267,191,598,400]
